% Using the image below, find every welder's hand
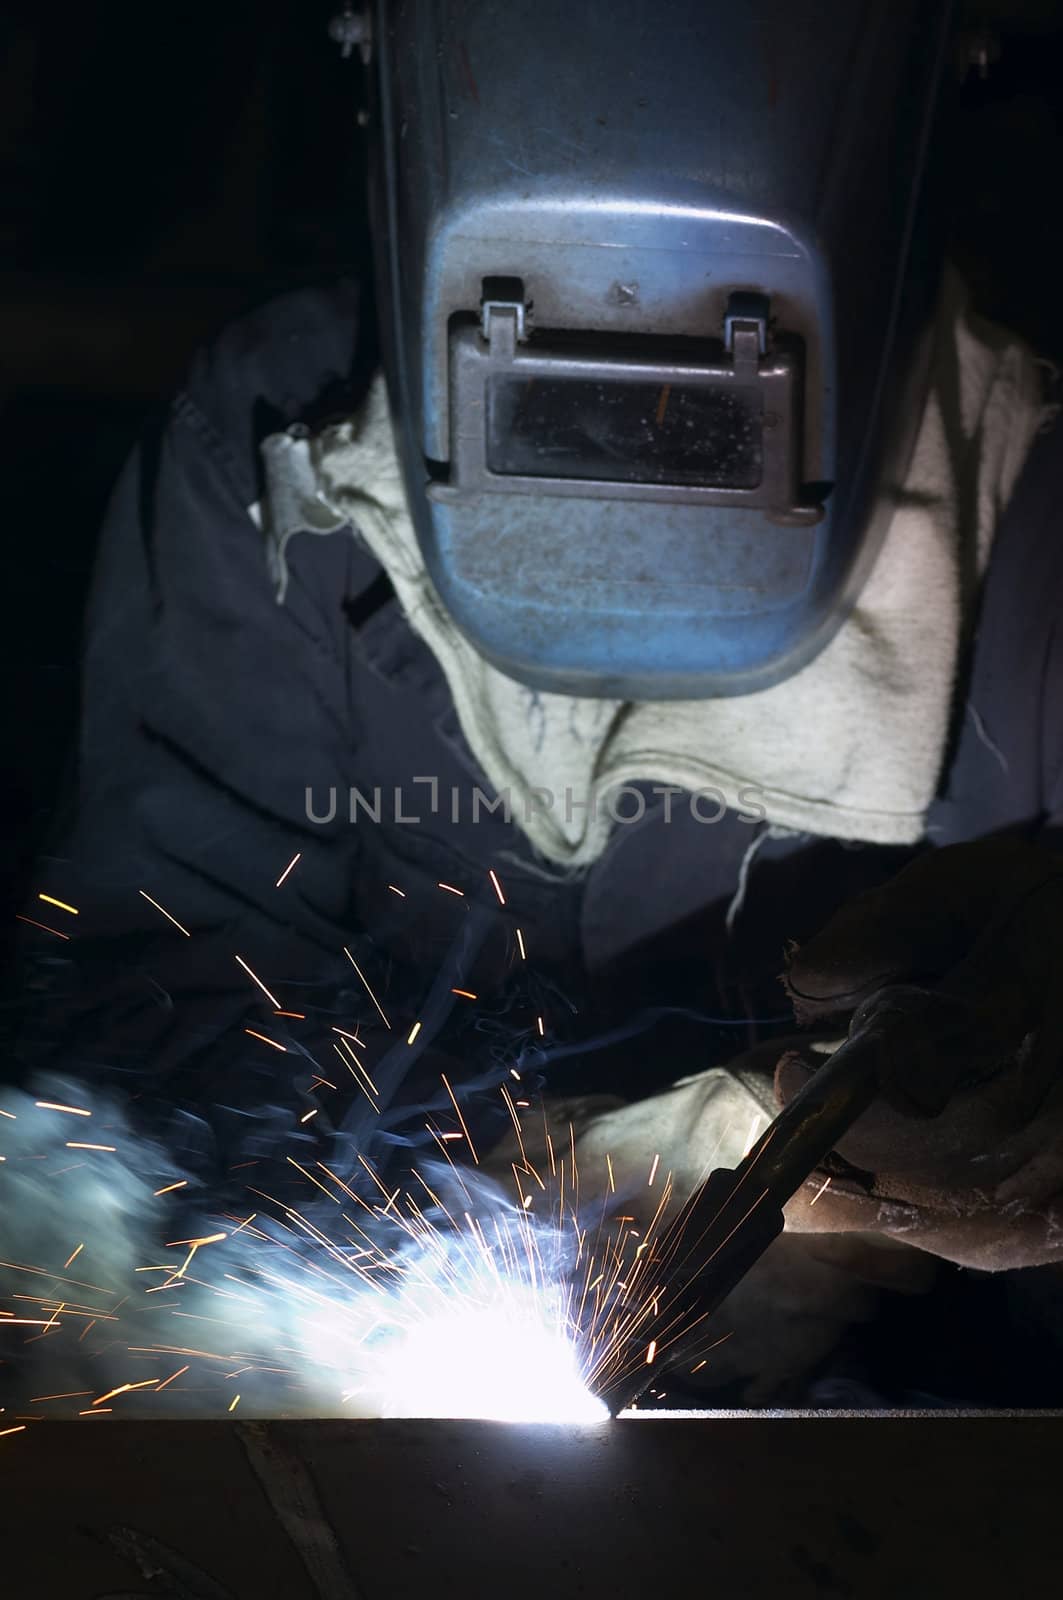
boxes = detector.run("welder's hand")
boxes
[785,837,1063,1114]
[776,838,1063,1268]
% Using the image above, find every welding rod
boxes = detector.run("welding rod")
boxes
[598,987,927,1415]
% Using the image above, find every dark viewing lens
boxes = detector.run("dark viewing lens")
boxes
[486,374,763,488]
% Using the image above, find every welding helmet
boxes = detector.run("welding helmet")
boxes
[367,0,956,698]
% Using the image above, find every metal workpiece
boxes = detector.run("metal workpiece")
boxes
[0,1413,1058,1597]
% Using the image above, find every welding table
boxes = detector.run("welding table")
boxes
[0,1412,1057,1597]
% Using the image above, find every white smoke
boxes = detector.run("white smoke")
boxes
[0,1074,606,1423]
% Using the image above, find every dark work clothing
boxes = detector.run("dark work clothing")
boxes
[18,283,1063,1186]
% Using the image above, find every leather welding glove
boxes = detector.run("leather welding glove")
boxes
[777,836,1063,1269]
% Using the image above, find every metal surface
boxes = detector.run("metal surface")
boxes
[0,1414,1059,1597]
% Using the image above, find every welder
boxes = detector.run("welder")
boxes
[17,0,1063,1402]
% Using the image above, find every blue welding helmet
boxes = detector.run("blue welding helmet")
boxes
[367,0,956,699]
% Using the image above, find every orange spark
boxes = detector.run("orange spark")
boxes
[343,947,391,1029]
[244,1028,287,1052]
[63,1244,83,1269]
[15,915,69,940]
[441,1074,479,1165]
[451,988,478,1000]
[92,1380,158,1407]
[155,1365,190,1393]
[65,1143,115,1152]
[35,1101,91,1117]
[153,1181,188,1197]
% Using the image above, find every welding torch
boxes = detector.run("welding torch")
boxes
[597,982,975,1415]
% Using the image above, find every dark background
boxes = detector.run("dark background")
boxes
[4,0,1063,945]
[1,0,373,968]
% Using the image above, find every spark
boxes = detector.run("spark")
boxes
[452,988,477,1000]
[64,1143,116,1152]
[29,1391,92,1402]
[0,1109,15,1119]
[0,1426,27,1439]
[536,1016,545,1037]
[15,915,69,940]
[275,853,301,887]
[274,1010,306,1019]
[138,889,190,937]
[606,1154,616,1194]
[437,882,464,897]
[153,1181,188,1197]
[488,869,506,906]
[655,383,672,426]
[286,1156,339,1204]
[343,948,391,1029]
[235,955,282,1009]
[35,1101,91,1117]
[809,1175,832,1206]
[407,1022,422,1046]
[647,1153,660,1187]
[244,1028,287,1052]
[38,893,79,916]
[92,1380,159,1407]
[334,1044,380,1113]
[441,1074,479,1165]
[516,928,527,960]
[387,884,406,897]
[228,1394,241,1413]
[155,1365,190,1392]
[63,1244,83,1269]
[300,1110,319,1124]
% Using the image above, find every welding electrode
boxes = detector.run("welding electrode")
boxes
[597,983,974,1415]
